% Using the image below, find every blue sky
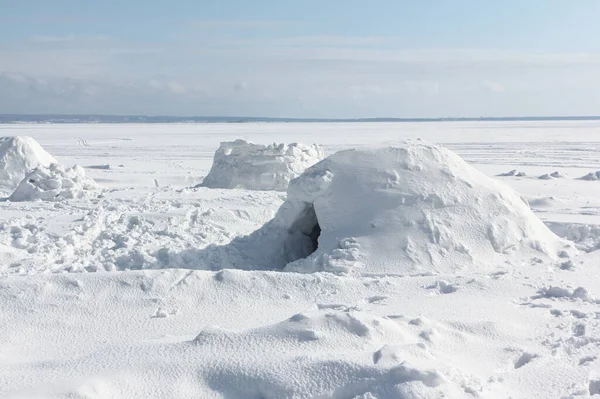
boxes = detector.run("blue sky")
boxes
[1,0,600,117]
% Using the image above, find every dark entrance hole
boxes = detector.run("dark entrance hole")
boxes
[282,203,321,266]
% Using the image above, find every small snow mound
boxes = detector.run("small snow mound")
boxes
[200,139,324,191]
[579,171,600,181]
[9,163,100,202]
[538,286,596,303]
[498,169,526,177]
[538,171,564,180]
[426,281,459,294]
[0,136,57,192]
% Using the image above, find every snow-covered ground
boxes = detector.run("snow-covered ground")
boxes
[1,121,600,398]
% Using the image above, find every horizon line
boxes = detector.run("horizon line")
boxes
[2,114,600,124]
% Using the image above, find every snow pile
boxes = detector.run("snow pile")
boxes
[0,136,57,192]
[539,171,564,180]
[498,169,526,177]
[9,163,99,202]
[199,142,570,275]
[579,171,600,181]
[546,221,600,252]
[201,139,324,191]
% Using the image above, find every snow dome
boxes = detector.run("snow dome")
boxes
[191,141,571,275]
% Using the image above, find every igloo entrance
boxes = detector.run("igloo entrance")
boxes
[282,203,321,265]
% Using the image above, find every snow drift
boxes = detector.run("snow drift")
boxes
[201,139,324,191]
[498,169,526,177]
[0,136,57,193]
[579,171,600,181]
[9,163,99,202]
[186,141,570,275]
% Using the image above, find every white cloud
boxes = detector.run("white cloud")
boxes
[3,30,600,117]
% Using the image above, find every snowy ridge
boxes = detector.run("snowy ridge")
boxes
[201,139,324,191]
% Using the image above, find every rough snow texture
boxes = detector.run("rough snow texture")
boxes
[198,142,571,275]
[1,123,600,399]
[546,221,600,252]
[9,163,99,202]
[0,136,57,193]
[201,139,324,191]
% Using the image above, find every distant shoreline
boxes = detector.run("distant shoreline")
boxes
[2,114,600,124]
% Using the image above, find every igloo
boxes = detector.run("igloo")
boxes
[186,141,571,275]
[200,140,324,191]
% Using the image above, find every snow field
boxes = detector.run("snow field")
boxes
[0,122,600,398]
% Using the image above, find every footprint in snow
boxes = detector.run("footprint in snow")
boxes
[489,270,508,279]
[365,295,388,304]
[514,352,538,369]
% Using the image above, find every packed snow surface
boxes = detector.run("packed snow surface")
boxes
[201,139,324,191]
[0,136,57,193]
[1,121,600,399]
[9,163,99,202]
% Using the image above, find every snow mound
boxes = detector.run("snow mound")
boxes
[205,142,570,275]
[579,171,600,181]
[498,169,526,177]
[539,171,564,180]
[9,163,100,202]
[200,139,324,191]
[0,136,57,192]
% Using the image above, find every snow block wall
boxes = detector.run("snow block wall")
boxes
[209,141,571,275]
[0,136,57,193]
[201,139,324,191]
[9,164,99,201]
